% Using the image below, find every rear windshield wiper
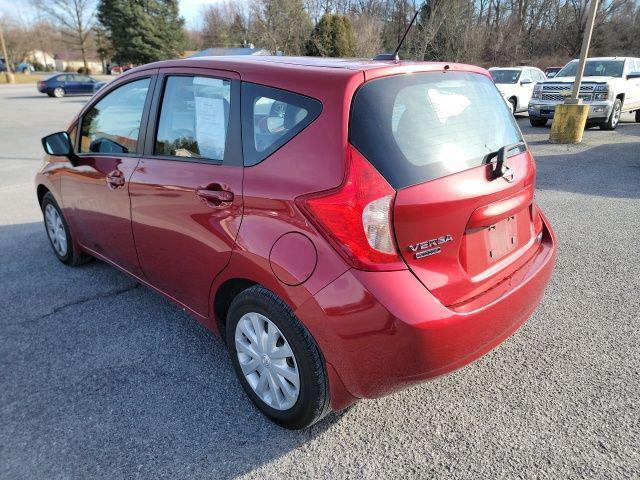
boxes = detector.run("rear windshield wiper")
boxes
[483,141,526,181]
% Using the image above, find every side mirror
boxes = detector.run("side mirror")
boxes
[627,72,640,79]
[521,79,533,85]
[547,72,556,78]
[41,131,78,163]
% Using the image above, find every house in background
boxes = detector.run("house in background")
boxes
[189,45,277,58]
[53,52,102,73]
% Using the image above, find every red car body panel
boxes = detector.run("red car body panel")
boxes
[35,56,556,413]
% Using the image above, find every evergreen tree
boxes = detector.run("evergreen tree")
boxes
[97,0,185,65]
[305,13,355,57]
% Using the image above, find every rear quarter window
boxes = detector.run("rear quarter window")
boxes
[241,83,322,166]
[349,71,523,189]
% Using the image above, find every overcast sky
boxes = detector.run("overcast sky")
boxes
[0,0,227,28]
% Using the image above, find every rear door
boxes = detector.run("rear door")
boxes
[350,70,543,306]
[129,68,243,316]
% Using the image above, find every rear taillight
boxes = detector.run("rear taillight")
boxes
[296,145,405,271]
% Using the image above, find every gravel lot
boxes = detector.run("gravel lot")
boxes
[1,83,638,479]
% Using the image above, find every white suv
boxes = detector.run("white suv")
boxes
[528,57,640,129]
[489,66,547,114]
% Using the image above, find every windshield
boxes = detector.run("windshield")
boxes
[349,71,523,189]
[556,60,625,78]
[490,70,522,84]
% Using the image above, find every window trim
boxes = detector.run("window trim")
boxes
[241,82,323,167]
[77,74,158,158]
[143,70,243,167]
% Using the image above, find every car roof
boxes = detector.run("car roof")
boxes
[489,66,539,71]
[128,55,489,80]
[566,57,631,62]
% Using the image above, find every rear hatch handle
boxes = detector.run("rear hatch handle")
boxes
[484,142,526,182]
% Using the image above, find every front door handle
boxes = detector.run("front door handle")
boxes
[196,185,234,207]
[106,170,125,189]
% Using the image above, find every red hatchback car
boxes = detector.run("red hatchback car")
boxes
[37,56,556,429]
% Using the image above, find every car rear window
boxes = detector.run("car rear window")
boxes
[349,71,523,189]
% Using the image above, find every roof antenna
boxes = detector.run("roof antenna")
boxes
[373,7,421,61]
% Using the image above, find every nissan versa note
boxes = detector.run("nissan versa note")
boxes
[36,56,556,429]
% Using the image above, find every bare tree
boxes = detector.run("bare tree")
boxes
[250,0,313,55]
[34,0,95,71]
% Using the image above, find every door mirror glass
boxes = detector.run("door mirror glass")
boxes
[41,131,73,156]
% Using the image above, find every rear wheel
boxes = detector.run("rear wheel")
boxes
[226,286,330,429]
[41,192,91,266]
[53,87,65,98]
[600,99,622,130]
[508,98,517,115]
[529,116,548,127]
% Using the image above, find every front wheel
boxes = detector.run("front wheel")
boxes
[600,99,622,130]
[226,286,330,429]
[529,116,548,127]
[41,192,91,266]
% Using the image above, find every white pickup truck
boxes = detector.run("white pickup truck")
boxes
[528,57,640,129]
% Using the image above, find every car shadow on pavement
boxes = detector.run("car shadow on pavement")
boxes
[1,221,343,479]
[535,139,640,199]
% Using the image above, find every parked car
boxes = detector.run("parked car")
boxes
[529,56,640,128]
[36,57,556,429]
[544,66,563,78]
[17,62,35,73]
[489,66,547,114]
[36,73,99,98]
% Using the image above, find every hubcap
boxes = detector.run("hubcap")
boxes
[44,204,67,256]
[54,88,63,97]
[612,104,621,126]
[235,312,300,411]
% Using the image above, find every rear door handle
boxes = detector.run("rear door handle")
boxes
[196,185,234,207]
[106,170,125,189]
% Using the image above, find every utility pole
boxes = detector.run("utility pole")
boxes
[0,20,15,84]
[549,0,599,143]
[567,0,600,103]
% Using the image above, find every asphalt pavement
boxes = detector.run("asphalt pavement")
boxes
[1,83,639,479]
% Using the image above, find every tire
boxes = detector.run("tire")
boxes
[53,87,65,98]
[635,110,640,123]
[509,98,517,115]
[529,116,548,127]
[226,285,330,429]
[600,98,622,130]
[46,92,54,97]
[41,192,92,266]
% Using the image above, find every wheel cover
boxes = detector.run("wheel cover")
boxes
[54,88,63,97]
[235,312,300,411]
[612,103,621,126]
[45,204,67,256]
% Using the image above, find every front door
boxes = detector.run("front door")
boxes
[62,74,155,276]
[129,69,243,316]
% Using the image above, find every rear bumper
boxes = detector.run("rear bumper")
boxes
[528,100,613,120]
[296,215,556,405]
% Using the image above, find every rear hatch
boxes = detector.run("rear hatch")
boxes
[350,70,543,306]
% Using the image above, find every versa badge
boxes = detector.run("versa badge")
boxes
[409,235,453,259]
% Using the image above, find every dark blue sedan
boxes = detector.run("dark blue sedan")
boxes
[37,73,98,98]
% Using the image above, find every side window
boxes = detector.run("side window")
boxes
[76,75,92,83]
[154,76,231,161]
[241,82,322,166]
[80,78,150,154]
[520,70,532,83]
